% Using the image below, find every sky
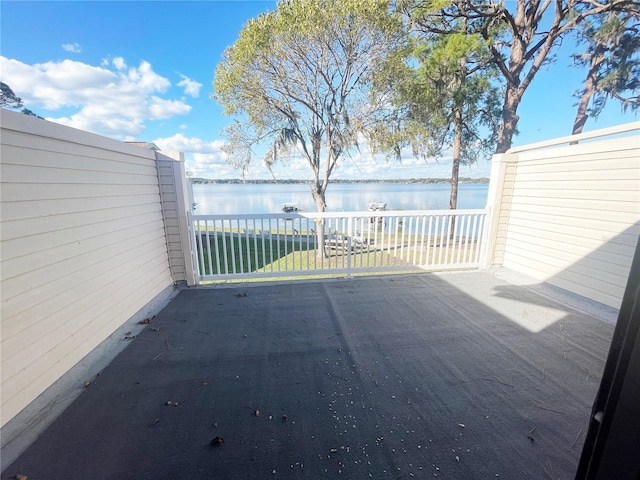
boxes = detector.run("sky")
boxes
[1,1,637,181]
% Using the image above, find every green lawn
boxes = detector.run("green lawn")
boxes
[195,232,481,282]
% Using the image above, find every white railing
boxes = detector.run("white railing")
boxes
[190,209,489,282]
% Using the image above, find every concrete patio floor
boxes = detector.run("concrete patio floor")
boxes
[3,271,615,479]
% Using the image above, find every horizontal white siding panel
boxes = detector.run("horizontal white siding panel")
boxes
[501,254,622,308]
[503,238,632,283]
[1,265,172,425]
[509,196,639,214]
[1,218,166,302]
[516,150,637,170]
[505,218,639,252]
[1,142,158,176]
[512,164,638,181]
[1,162,160,185]
[1,246,170,369]
[0,182,161,202]
[513,179,639,192]
[1,129,156,167]
[516,135,638,160]
[0,194,161,222]
[0,110,174,427]
[509,204,638,225]
[1,229,169,333]
[500,127,639,309]
[1,202,162,242]
[1,210,164,264]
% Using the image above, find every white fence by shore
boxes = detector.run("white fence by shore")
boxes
[190,209,489,281]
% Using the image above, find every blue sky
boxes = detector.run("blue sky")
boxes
[1,1,637,180]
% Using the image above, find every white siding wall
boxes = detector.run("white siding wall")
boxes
[0,110,174,426]
[496,127,640,309]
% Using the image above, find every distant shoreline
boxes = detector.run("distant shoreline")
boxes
[190,177,490,185]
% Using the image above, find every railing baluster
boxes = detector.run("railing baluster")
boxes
[457,214,466,264]
[267,219,273,272]
[259,219,265,273]
[190,209,487,280]
[474,214,486,265]
[230,220,238,274]
[242,219,248,273]
[425,216,432,267]
[438,215,445,265]
[462,215,471,263]
[418,216,427,266]
[204,220,213,275]
[452,213,461,265]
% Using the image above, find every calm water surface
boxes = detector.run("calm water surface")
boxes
[193,182,488,215]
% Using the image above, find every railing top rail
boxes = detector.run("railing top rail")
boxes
[191,208,488,221]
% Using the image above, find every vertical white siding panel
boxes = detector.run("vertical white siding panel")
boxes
[0,110,175,427]
[154,152,194,284]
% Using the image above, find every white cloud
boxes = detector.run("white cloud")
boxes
[112,57,127,71]
[62,43,82,53]
[177,74,202,97]
[0,55,191,139]
[153,133,231,177]
[149,132,491,181]
[153,133,225,153]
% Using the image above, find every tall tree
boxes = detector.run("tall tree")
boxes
[395,3,501,211]
[214,0,408,215]
[1,82,44,118]
[571,10,640,134]
[405,0,633,153]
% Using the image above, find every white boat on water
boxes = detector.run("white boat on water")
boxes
[281,203,299,213]
[368,201,387,211]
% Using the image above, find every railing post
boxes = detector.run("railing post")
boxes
[188,212,201,284]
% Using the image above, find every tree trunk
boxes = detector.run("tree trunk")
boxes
[495,85,522,154]
[311,180,328,258]
[449,111,462,211]
[572,45,606,136]
[449,108,462,238]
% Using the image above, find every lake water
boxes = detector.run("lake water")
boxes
[192,183,488,215]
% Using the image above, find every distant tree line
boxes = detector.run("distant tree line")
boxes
[189,177,489,185]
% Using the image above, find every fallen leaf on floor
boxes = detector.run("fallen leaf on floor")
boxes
[235,292,249,298]
[210,436,224,446]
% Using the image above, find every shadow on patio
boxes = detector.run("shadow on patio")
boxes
[3,271,614,480]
